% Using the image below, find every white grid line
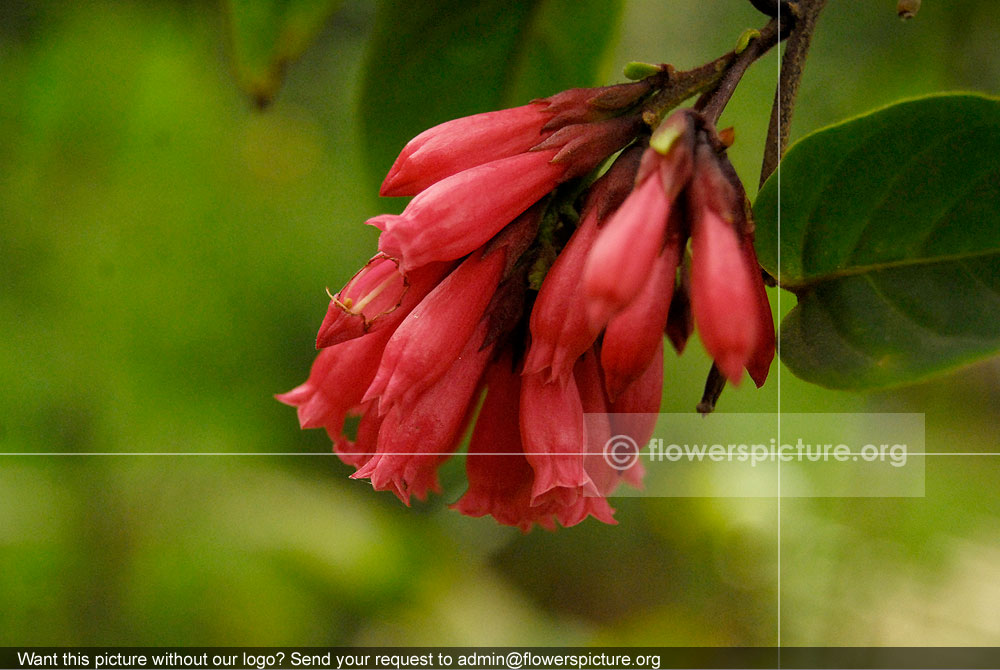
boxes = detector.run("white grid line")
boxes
[0,452,982,456]
[776,8,784,652]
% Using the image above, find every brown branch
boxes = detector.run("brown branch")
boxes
[759,0,828,187]
[698,17,785,126]
[639,57,735,129]
[640,17,788,131]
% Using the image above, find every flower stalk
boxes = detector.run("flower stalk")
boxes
[760,0,828,186]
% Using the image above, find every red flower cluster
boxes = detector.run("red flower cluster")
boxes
[280,84,774,531]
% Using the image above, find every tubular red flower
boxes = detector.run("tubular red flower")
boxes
[742,238,776,387]
[453,358,593,531]
[370,150,565,271]
[282,87,779,530]
[574,349,620,498]
[688,144,762,385]
[608,341,663,490]
[454,360,543,530]
[600,240,681,400]
[363,247,505,412]
[380,103,555,197]
[352,323,493,504]
[689,210,760,384]
[275,327,392,436]
[524,147,645,383]
[581,164,673,330]
[452,356,617,530]
[519,370,599,507]
[316,257,452,348]
[524,207,603,383]
[533,114,645,180]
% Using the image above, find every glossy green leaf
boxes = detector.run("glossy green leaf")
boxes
[226,0,343,107]
[754,94,1000,389]
[359,0,623,184]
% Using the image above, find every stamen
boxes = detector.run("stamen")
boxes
[348,273,399,314]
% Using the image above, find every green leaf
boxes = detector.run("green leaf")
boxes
[359,0,623,185]
[226,0,344,107]
[754,94,1000,389]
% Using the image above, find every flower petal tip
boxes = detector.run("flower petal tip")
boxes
[379,169,412,198]
[715,354,746,387]
[274,389,301,407]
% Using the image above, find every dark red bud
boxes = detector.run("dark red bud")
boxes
[580,144,645,223]
[482,202,545,278]
[533,115,645,180]
[690,141,739,222]
[539,81,653,131]
[665,261,694,354]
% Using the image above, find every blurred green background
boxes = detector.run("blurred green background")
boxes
[2,0,1000,647]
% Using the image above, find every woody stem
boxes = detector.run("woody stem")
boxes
[759,0,828,187]
[698,17,785,126]
[639,57,736,129]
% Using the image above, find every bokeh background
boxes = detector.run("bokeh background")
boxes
[2,0,1000,647]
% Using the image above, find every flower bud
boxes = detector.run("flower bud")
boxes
[380,103,555,197]
[688,142,761,384]
[520,370,599,507]
[370,150,565,271]
[316,257,451,348]
[582,112,694,330]
[600,239,680,400]
[664,261,694,354]
[533,114,644,180]
[609,340,663,490]
[541,80,654,130]
[524,206,603,382]
[742,238,776,387]
[582,143,689,330]
[353,322,493,504]
[363,247,505,412]
[276,327,392,436]
[524,147,643,383]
